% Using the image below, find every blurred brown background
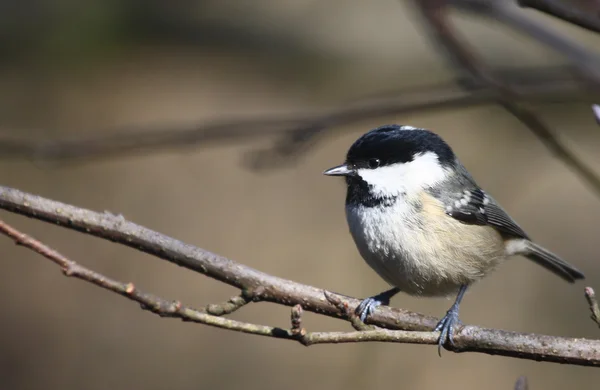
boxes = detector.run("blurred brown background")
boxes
[1,1,600,389]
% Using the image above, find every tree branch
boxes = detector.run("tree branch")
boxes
[0,217,440,346]
[517,0,600,34]
[1,185,600,366]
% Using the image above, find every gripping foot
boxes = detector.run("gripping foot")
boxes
[355,287,401,322]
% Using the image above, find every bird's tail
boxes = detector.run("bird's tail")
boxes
[523,241,585,283]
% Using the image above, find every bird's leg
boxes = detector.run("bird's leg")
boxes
[355,287,401,322]
[434,284,467,355]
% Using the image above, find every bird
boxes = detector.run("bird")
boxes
[323,124,584,353]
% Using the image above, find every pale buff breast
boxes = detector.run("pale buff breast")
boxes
[346,192,506,297]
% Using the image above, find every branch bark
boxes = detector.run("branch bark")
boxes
[0,217,438,346]
[1,185,600,366]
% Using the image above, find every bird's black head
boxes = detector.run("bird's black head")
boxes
[323,125,457,206]
[345,124,455,169]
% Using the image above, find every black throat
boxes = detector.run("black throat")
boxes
[345,176,398,208]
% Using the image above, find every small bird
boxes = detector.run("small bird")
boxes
[324,124,584,352]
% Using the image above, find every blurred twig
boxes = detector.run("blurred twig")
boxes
[585,287,600,328]
[514,376,529,390]
[593,104,600,124]
[453,0,600,88]
[0,72,587,166]
[517,0,600,34]
[1,186,600,366]
[415,0,600,196]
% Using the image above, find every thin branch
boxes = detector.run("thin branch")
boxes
[204,294,249,316]
[585,287,600,328]
[1,185,600,366]
[517,0,600,34]
[0,217,441,347]
[325,291,373,331]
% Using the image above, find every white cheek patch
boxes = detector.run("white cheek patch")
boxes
[357,151,448,197]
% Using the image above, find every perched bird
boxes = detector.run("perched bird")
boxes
[323,124,584,352]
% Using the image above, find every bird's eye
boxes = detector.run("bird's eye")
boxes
[368,158,381,169]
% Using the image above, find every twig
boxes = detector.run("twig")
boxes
[517,0,600,33]
[325,291,373,331]
[290,304,304,336]
[593,104,600,125]
[514,376,529,390]
[1,185,600,365]
[585,287,600,328]
[204,294,249,316]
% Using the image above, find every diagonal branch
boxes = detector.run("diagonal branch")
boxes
[1,185,600,366]
[0,217,439,346]
[453,0,600,90]
[517,0,600,34]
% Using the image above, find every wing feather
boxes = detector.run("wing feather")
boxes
[444,188,529,239]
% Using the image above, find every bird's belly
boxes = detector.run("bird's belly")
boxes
[346,202,505,297]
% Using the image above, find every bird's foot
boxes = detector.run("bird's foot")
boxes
[355,287,400,322]
[434,305,462,356]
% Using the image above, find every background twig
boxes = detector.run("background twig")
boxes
[0,72,587,165]
[415,0,600,196]
[514,376,529,390]
[517,0,600,34]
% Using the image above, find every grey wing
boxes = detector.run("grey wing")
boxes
[442,188,530,240]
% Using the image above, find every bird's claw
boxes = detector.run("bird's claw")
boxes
[355,287,400,322]
[356,297,381,322]
[434,305,462,356]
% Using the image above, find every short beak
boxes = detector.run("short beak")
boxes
[323,164,354,177]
